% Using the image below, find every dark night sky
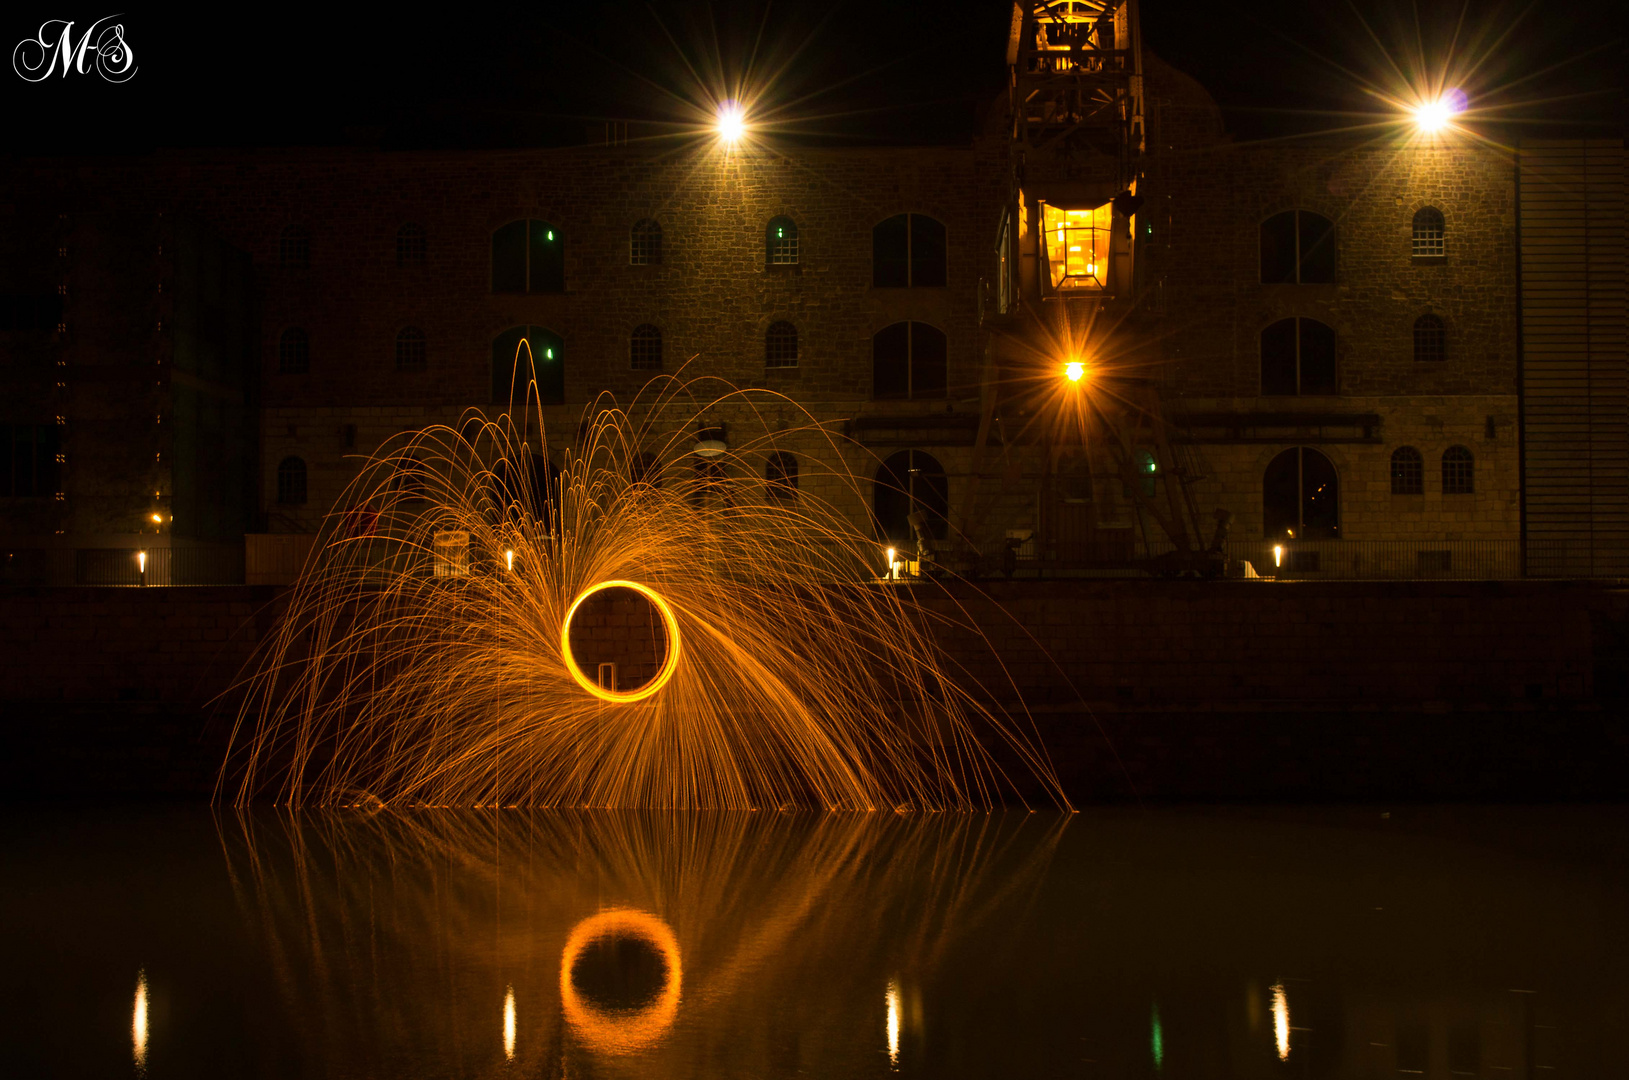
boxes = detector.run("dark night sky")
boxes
[2,1,1622,155]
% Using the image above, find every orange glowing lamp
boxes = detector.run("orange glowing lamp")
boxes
[1064,360,1087,384]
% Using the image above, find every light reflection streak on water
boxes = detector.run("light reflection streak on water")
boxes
[1272,982,1290,1060]
[503,985,515,1060]
[886,981,901,1068]
[133,969,149,1073]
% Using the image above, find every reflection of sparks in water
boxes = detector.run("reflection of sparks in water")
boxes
[223,374,1070,810]
[218,811,1067,1073]
[503,985,515,1060]
[1272,982,1290,1060]
[132,969,148,1072]
[886,980,901,1068]
[559,907,683,1055]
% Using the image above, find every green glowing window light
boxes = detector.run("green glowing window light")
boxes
[545,348,554,360]
[547,230,554,241]
[777,227,784,238]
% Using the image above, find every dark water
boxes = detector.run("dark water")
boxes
[3,806,1626,1078]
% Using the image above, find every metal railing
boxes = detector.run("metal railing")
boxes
[1224,539,1522,580]
[0,544,247,587]
[5,535,1624,586]
[999,537,1601,580]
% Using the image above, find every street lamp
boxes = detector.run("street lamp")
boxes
[716,103,745,144]
[1064,360,1087,384]
[1411,89,1466,134]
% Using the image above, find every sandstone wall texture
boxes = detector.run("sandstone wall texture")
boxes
[5,52,1551,564]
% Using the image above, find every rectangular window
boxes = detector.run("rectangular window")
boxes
[995,209,1012,314]
[1040,201,1111,292]
[1,424,61,497]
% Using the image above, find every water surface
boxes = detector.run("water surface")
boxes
[2,806,1625,1077]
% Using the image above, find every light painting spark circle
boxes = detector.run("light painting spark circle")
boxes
[560,579,682,703]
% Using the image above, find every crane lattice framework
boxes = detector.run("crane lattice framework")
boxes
[1007,0,1145,195]
[954,2,1230,577]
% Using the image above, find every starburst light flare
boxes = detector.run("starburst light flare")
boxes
[222,365,1068,810]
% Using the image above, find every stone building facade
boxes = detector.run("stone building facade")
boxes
[2,52,1619,579]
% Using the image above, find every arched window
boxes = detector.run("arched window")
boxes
[395,327,426,372]
[765,321,798,368]
[1260,210,1335,284]
[873,449,948,547]
[766,216,798,266]
[491,326,564,406]
[279,225,310,269]
[872,214,947,288]
[276,457,308,505]
[1263,446,1339,538]
[1442,445,1474,494]
[765,451,799,500]
[1413,314,1446,362]
[278,328,309,374]
[491,220,564,293]
[1412,207,1445,260]
[396,223,426,266]
[631,324,663,371]
[630,219,663,265]
[1260,318,1337,395]
[1390,446,1423,494]
[1124,447,1158,499]
[873,322,948,400]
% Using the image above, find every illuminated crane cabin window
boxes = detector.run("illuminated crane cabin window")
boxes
[1040,201,1111,292]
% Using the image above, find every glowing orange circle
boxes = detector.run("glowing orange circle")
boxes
[560,580,682,703]
[559,908,683,1054]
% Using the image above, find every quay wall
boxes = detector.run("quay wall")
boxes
[1,581,1625,800]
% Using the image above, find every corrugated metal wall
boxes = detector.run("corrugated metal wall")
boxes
[1520,140,1628,576]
